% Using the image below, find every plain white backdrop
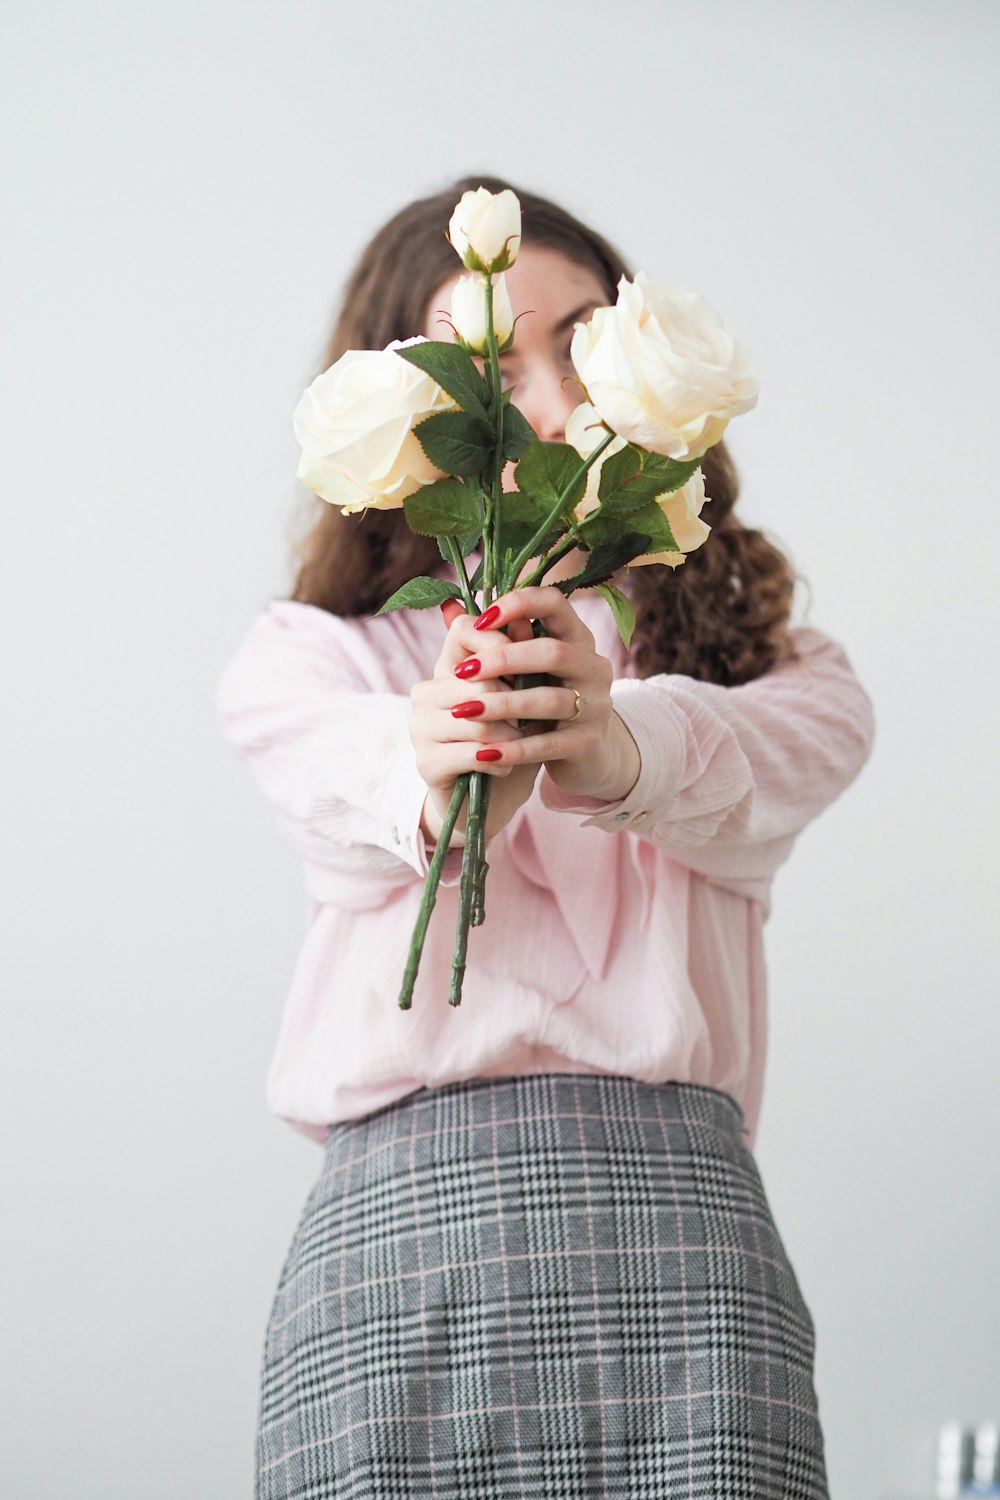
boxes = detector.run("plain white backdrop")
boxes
[3,2,998,1496]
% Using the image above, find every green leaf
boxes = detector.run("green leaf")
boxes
[436,530,482,563]
[501,402,536,462]
[496,489,561,534]
[594,583,636,650]
[376,577,463,615]
[456,529,482,557]
[596,445,643,502]
[414,409,493,476]
[514,440,586,518]
[631,503,678,554]
[404,479,484,537]
[640,450,704,494]
[579,497,678,553]
[494,490,566,589]
[395,341,490,417]
[597,445,703,511]
[468,557,485,591]
[553,533,652,593]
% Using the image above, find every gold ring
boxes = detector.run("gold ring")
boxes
[569,689,587,722]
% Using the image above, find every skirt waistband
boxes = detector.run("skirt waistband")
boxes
[324,1074,745,1175]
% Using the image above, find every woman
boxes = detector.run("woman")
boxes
[217,175,874,1498]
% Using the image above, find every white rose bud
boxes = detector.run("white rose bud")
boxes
[293,337,454,513]
[565,400,710,567]
[449,273,514,354]
[570,272,759,461]
[448,187,521,274]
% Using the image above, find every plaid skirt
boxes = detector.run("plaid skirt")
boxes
[255,1074,829,1498]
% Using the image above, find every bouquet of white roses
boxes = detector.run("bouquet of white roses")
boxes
[293,186,759,1009]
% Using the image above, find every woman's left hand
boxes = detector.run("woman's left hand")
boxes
[446,585,641,803]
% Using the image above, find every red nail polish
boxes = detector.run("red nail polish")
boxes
[476,747,503,762]
[474,604,502,630]
[454,658,481,680]
[451,700,485,719]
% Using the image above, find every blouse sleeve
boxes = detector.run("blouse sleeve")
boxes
[538,626,875,901]
[214,602,462,890]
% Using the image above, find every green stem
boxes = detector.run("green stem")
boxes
[449,770,487,1004]
[519,535,578,589]
[504,431,616,592]
[444,277,505,1004]
[471,777,492,927]
[483,278,505,607]
[442,535,477,615]
[398,775,469,1010]
[482,493,494,603]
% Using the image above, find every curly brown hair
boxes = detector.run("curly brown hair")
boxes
[287,175,796,686]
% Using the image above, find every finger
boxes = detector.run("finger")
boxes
[472,586,593,647]
[444,684,584,725]
[444,631,601,687]
[505,617,534,644]
[433,710,524,745]
[434,618,513,676]
[411,679,526,735]
[419,742,516,784]
[439,598,465,630]
[464,728,579,771]
[419,648,513,700]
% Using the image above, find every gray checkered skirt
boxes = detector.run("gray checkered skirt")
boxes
[255,1074,829,1498]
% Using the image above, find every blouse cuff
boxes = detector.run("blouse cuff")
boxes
[538,680,686,833]
[380,751,464,885]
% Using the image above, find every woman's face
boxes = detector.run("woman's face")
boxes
[423,244,611,444]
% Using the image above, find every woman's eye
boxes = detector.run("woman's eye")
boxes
[498,359,518,389]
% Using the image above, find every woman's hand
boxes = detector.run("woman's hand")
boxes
[428,586,641,808]
[409,600,541,846]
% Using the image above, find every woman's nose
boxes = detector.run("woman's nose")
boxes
[515,364,579,443]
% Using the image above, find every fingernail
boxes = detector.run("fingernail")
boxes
[474,604,502,630]
[454,658,481,680]
[476,748,503,762]
[451,700,485,719]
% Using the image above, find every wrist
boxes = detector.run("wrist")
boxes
[420,790,467,849]
[595,713,641,801]
[549,712,640,803]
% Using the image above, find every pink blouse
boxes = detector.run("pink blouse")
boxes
[215,588,874,1151]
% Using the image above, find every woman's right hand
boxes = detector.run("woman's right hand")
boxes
[409,601,539,846]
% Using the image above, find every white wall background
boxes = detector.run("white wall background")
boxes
[3,2,997,1496]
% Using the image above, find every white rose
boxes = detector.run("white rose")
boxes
[629,472,710,568]
[565,401,624,520]
[565,400,710,567]
[448,187,521,273]
[570,272,759,460]
[293,338,454,513]
[450,273,514,354]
